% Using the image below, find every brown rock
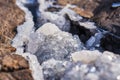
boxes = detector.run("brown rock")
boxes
[57,0,98,18]
[0,70,33,80]
[93,5,120,36]
[71,7,94,18]
[0,0,33,79]
[0,73,16,80]
[0,44,16,56]
[11,69,33,80]
[0,0,25,54]
[0,53,33,80]
[58,0,80,6]
[1,54,29,71]
[100,34,120,54]
[57,0,120,36]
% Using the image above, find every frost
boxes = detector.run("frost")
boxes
[12,0,35,53]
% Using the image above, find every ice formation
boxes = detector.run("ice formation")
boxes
[22,53,44,80]
[27,23,82,63]
[12,0,120,80]
[12,1,44,80]
[12,0,35,53]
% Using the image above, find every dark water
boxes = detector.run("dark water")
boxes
[24,0,39,27]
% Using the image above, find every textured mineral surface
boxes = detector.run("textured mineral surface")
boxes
[57,0,120,36]
[0,53,33,80]
[41,50,120,80]
[0,0,33,80]
[0,0,25,54]
[1,0,120,80]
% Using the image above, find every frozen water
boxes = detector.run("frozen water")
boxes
[22,53,44,80]
[13,1,44,80]
[36,23,61,35]
[71,50,101,63]
[12,0,35,53]
[79,21,96,29]
[13,0,120,80]
[27,23,81,63]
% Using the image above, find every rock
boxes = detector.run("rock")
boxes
[57,0,120,36]
[69,21,97,43]
[0,69,33,80]
[0,73,16,80]
[0,53,33,80]
[1,54,29,71]
[100,33,120,54]
[71,7,94,18]
[93,2,120,36]
[0,0,25,54]
[0,44,16,56]
[57,0,80,6]
[11,69,33,80]
[57,0,98,18]
[71,50,101,63]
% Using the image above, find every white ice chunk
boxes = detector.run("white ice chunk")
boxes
[20,53,44,80]
[71,50,101,63]
[86,36,96,48]
[79,22,96,29]
[12,0,35,53]
[36,23,61,36]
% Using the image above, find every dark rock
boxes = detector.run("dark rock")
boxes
[100,33,120,54]
[69,21,96,43]
[57,0,120,36]
[0,73,16,80]
[11,69,33,80]
[93,1,120,36]
[0,69,33,80]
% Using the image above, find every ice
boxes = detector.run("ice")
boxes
[22,53,44,80]
[79,21,96,29]
[12,0,35,53]
[36,23,61,35]
[27,23,81,63]
[71,50,101,63]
